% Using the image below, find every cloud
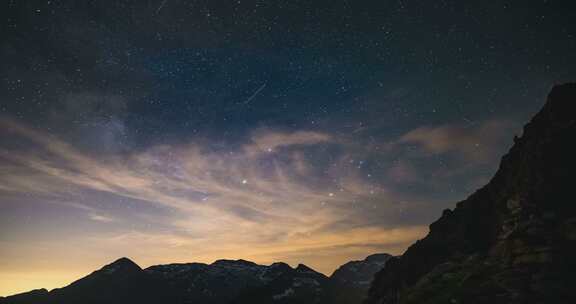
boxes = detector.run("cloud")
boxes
[0,116,430,284]
[88,214,115,223]
[243,129,333,156]
[386,160,418,183]
[397,119,516,163]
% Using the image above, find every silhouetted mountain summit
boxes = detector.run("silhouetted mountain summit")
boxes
[211,258,259,267]
[97,257,142,274]
[295,263,316,273]
[365,83,576,303]
[43,257,173,304]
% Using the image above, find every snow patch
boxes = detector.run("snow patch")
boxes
[273,288,294,300]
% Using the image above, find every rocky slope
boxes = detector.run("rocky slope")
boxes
[0,254,389,304]
[365,83,576,304]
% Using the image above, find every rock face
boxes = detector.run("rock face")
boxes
[321,254,393,304]
[365,83,576,304]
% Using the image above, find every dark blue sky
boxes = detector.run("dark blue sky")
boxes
[0,0,575,296]
[3,1,575,145]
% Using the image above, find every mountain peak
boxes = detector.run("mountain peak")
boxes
[295,263,315,273]
[270,261,291,269]
[547,82,576,115]
[100,257,141,274]
[364,253,393,262]
[211,259,258,267]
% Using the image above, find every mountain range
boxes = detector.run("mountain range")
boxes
[0,254,392,304]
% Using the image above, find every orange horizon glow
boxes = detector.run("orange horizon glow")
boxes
[0,117,439,297]
[0,225,426,296]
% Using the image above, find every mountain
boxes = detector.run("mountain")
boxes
[230,263,328,304]
[147,259,328,304]
[0,289,48,304]
[12,257,177,304]
[320,254,394,304]
[1,255,389,304]
[365,83,576,303]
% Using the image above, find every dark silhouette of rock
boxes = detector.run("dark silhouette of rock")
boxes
[0,257,177,304]
[0,289,48,304]
[364,83,576,304]
[47,257,176,304]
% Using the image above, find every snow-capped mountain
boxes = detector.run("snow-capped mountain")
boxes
[146,259,327,304]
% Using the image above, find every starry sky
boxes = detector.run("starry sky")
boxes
[1,0,575,296]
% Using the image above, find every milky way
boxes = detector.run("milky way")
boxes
[1,0,575,296]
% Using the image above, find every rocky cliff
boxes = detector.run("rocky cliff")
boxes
[365,83,576,304]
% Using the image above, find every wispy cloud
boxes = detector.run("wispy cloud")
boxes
[0,117,429,280]
[397,119,516,163]
[88,214,116,223]
[243,129,333,155]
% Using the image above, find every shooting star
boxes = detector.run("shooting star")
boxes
[156,0,168,14]
[242,83,267,105]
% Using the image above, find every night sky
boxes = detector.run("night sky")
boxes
[1,0,575,296]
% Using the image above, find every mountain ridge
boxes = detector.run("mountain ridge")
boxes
[0,254,390,304]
